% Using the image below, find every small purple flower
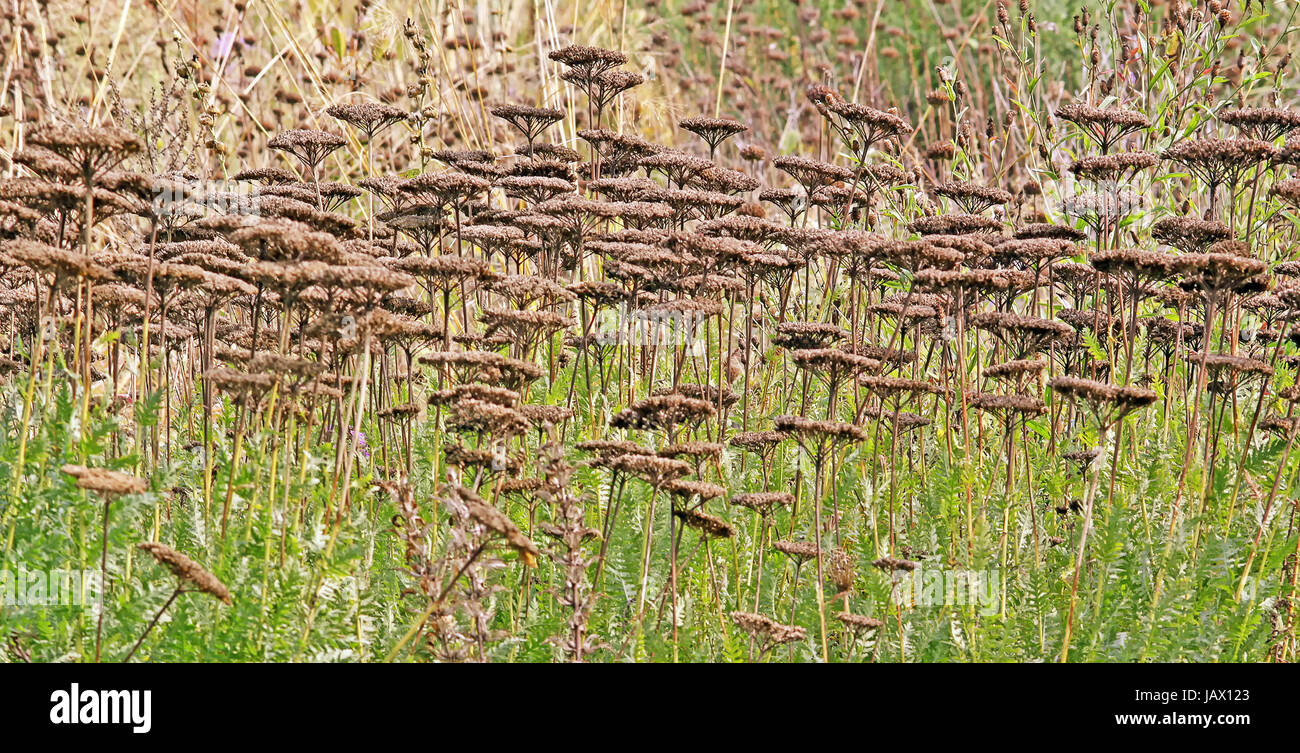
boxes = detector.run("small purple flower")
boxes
[212,32,238,60]
[349,428,370,459]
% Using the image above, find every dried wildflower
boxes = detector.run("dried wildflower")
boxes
[430,149,494,166]
[672,507,734,538]
[987,237,1076,270]
[204,366,277,405]
[985,359,1047,382]
[772,155,853,198]
[969,311,1074,356]
[480,307,572,346]
[538,195,672,233]
[1269,177,1300,212]
[932,181,1014,213]
[1015,222,1087,243]
[971,393,1047,416]
[1177,252,1268,299]
[730,491,794,517]
[490,104,564,155]
[1088,248,1173,285]
[4,240,110,283]
[391,253,495,286]
[728,430,788,455]
[400,172,492,209]
[641,297,724,319]
[443,444,520,475]
[808,88,913,158]
[914,268,1035,305]
[428,386,520,412]
[773,540,820,562]
[836,612,884,632]
[1152,216,1232,254]
[267,129,347,171]
[1261,415,1300,438]
[1164,138,1275,192]
[658,441,725,462]
[790,348,881,382]
[658,188,746,221]
[326,102,409,138]
[1049,376,1157,425]
[12,145,82,182]
[28,124,141,179]
[826,546,856,595]
[772,321,848,350]
[61,465,147,496]
[1063,449,1102,475]
[445,398,531,437]
[610,394,716,432]
[260,181,362,212]
[1219,107,1300,142]
[548,45,629,78]
[678,116,749,155]
[498,175,575,204]
[232,166,299,185]
[567,280,628,307]
[575,439,651,459]
[137,542,233,604]
[519,142,582,163]
[456,485,541,567]
[0,179,140,221]
[1185,352,1273,378]
[1055,104,1149,151]
[729,611,806,646]
[578,128,662,175]
[606,453,692,486]
[422,351,543,390]
[857,375,946,399]
[907,213,1002,236]
[695,165,761,194]
[773,415,868,443]
[639,150,715,187]
[1069,151,1159,181]
[576,69,644,116]
[662,477,726,499]
[872,556,918,572]
[519,404,576,426]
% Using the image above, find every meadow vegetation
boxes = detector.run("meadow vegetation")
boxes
[0,0,1298,662]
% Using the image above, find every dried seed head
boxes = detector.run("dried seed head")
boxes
[609,394,716,432]
[872,556,918,572]
[773,415,868,443]
[730,491,794,516]
[932,181,1014,213]
[672,507,734,538]
[1219,107,1300,142]
[138,542,233,604]
[267,129,347,169]
[326,102,410,137]
[729,611,806,644]
[454,485,541,567]
[61,464,148,496]
[678,116,750,151]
